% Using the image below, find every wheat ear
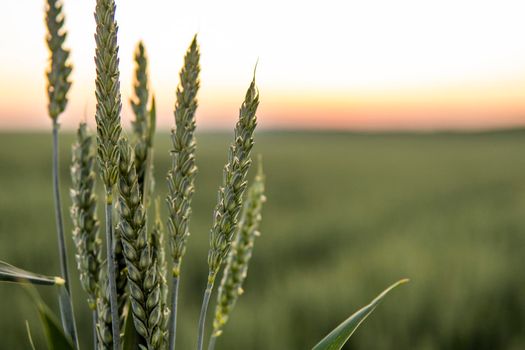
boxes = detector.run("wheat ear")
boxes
[94,0,124,347]
[45,0,77,346]
[96,262,115,350]
[130,41,150,197]
[166,35,200,350]
[151,199,170,347]
[117,139,162,349]
[46,0,72,121]
[70,123,101,309]
[208,160,266,350]
[197,74,259,350]
[70,123,102,346]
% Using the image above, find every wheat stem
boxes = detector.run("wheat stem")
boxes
[46,0,76,343]
[168,276,179,349]
[52,85,70,295]
[52,121,79,348]
[92,309,98,349]
[197,281,214,350]
[207,334,217,350]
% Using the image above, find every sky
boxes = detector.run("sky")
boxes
[1,0,525,131]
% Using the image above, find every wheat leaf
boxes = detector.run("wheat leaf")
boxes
[0,260,64,286]
[25,321,37,350]
[312,279,409,350]
[25,286,74,350]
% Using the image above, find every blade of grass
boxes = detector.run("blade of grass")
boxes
[0,260,64,286]
[312,279,409,350]
[25,321,37,350]
[25,285,75,350]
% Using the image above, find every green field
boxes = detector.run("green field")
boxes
[0,131,524,349]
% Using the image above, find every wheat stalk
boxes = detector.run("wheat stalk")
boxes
[166,35,200,350]
[117,139,162,349]
[94,0,124,347]
[208,160,266,350]
[197,74,259,350]
[45,0,77,346]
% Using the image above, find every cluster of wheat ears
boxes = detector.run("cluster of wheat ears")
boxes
[0,1,407,349]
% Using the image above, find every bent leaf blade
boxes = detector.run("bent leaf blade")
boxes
[312,279,409,350]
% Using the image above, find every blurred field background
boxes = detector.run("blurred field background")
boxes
[0,130,524,349]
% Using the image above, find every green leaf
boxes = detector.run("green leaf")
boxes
[38,299,75,350]
[0,260,64,286]
[25,286,74,350]
[57,285,79,348]
[312,279,409,350]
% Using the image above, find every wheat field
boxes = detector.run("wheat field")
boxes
[0,131,524,349]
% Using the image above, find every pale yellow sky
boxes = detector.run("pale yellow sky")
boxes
[1,0,525,130]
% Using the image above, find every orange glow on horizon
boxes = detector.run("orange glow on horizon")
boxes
[2,78,525,131]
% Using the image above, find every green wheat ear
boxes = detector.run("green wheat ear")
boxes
[151,199,169,347]
[166,35,200,350]
[166,34,200,277]
[209,159,266,349]
[96,262,114,350]
[197,72,259,350]
[130,41,151,196]
[70,123,102,311]
[207,74,259,280]
[94,0,124,348]
[45,0,72,121]
[117,138,162,349]
[94,0,123,190]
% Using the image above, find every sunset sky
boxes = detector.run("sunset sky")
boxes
[1,0,525,131]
